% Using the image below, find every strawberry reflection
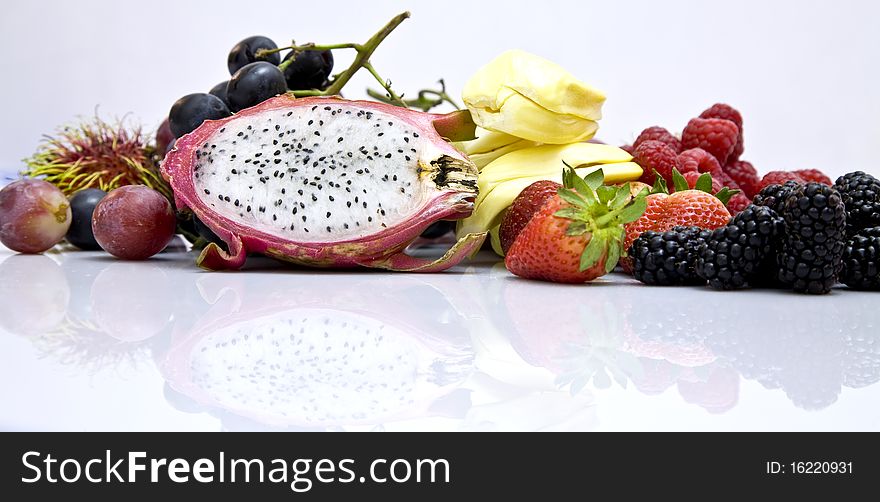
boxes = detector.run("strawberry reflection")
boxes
[499,274,879,412]
[499,277,736,414]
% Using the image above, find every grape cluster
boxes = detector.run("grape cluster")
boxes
[167,35,335,142]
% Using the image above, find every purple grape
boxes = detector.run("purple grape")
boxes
[169,93,231,138]
[282,49,334,90]
[226,62,287,112]
[66,188,106,250]
[209,81,230,106]
[228,36,280,75]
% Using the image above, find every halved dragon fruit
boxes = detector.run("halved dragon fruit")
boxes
[162,94,486,271]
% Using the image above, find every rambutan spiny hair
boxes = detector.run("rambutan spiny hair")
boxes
[23,115,172,199]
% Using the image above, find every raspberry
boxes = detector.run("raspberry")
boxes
[699,103,743,130]
[633,140,681,186]
[633,126,682,153]
[724,160,761,198]
[681,118,739,166]
[715,169,740,190]
[725,192,751,215]
[758,171,806,192]
[678,148,723,178]
[793,169,832,186]
[620,144,634,155]
[699,104,744,161]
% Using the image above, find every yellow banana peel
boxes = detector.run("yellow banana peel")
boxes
[462,50,606,144]
[457,143,642,253]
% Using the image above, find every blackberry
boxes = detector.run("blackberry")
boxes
[696,205,784,289]
[777,183,847,294]
[833,171,880,235]
[841,226,880,290]
[630,226,710,286]
[752,181,800,214]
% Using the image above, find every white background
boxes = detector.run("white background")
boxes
[1,0,878,180]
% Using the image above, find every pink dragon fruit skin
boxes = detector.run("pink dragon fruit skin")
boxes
[162,94,486,271]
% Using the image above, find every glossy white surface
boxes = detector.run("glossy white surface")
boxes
[1,242,878,431]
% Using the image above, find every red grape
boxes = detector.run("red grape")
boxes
[0,178,71,253]
[92,185,176,260]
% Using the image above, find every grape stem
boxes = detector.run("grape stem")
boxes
[367,79,461,112]
[255,12,411,105]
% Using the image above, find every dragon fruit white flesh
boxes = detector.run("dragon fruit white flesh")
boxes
[162,95,486,271]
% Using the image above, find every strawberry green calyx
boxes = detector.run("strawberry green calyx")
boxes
[555,163,648,272]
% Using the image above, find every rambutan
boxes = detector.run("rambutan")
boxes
[22,115,171,199]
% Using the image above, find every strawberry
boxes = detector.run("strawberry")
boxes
[621,169,733,272]
[498,180,561,254]
[505,167,647,283]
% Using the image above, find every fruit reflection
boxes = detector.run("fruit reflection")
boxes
[161,274,475,428]
[498,276,880,413]
[90,262,175,342]
[0,254,70,336]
